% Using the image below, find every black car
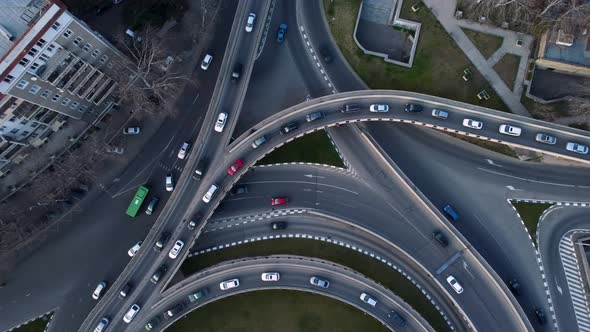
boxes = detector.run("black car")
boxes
[165,303,185,318]
[508,279,520,296]
[145,316,161,331]
[145,196,160,215]
[231,63,243,81]
[230,185,248,195]
[319,46,333,63]
[271,222,287,230]
[119,283,132,299]
[280,122,298,134]
[432,231,449,247]
[154,232,171,252]
[404,103,423,112]
[388,310,407,327]
[151,264,168,284]
[534,308,546,325]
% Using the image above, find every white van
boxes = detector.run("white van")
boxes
[202,184,219,203]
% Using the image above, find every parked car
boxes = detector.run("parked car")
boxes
[188,287,210,302]
[92,281,107,300]
[388,310,407,327]
[168,240,184,259]
[123,304,140,323]
[123,127,140,135]
[360,293,377,307]
[215,112,228,132]
[128,241,142,257]
[566,142,589,154]
[309,276,330,288]
[271,197,288,206]
[231,63,243,81]
[150,264,167,284]
[145,196,159,215]
[431,109,449,119]
[276,23,287,43]
[261,272,280,281]
[161,55,175,71]
[227,159,244,175]
[446,275,463,294]
[94,317,109,332]
[144,316,161,331]
[404,103,423,112]
[271,221,287,230]
[200,54,213,70]
[442,204,459,221]
[535,133,557,145]
[119,283,132,299]
[462,118,483,129]
[280,122,298,134]
[165,303,185,318]
[154,232,170,252]
[230,185,248,195]
[508,278,521,296]
[251,135,269,149]
[432,231,448,247]
[177,142,190,159]
[306,111,324,122]
[245,13,256,32]
[369,104,389,112]
[165,174,174,192]
[499,124,522,137]
[220,278,240,290]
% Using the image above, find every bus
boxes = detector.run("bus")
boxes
[126,185,150,217]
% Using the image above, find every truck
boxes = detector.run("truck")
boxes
[188,287,209,303]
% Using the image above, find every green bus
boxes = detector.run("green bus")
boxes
[126,185,150,217]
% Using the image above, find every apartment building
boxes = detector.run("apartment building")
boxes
[0,0,130,177]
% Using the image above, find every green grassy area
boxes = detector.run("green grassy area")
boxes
[324,0,510,113]
[493,54,520,90]
[512,201,553,243]
[444,132,519,159]
[12,318,48,332]
[463,29,504,59]
[257,130,344,167]
[168,290,388,332]
[182,239,450,332]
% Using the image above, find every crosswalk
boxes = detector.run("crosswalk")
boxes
[559,233,590,332]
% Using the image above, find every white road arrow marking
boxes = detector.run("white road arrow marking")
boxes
[555,277,563,295]
[304,174,325,179]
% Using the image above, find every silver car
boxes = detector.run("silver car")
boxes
[535,133,557,145]
[309,276,330,288]
[566,142,589,154]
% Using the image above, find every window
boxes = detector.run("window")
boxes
[82,43,91,52]
[51,21,61,30]
[30,133,38,139]
[0,126,5,131]
[91,49,100,58]
[73,37,83,46]
[60,98,71,106]
[21,131,29,136]
[46,43,57,53]
[29,62,40,72]
[3,75,14,83]
[63,29,72,38]
[16,80,29,89]
[27,48,38,57]
[8,117,16,122]
[78,105,87,112]
[19,58,30,66]
[41,90,51,98]
[51,94,61,102]
[39,54,50,62]
[100,55,108,63]
[21,119,28,125]
[29,85,41,94]
[36,38,46,48]
[70,101,79,109]
[10,129,18,134]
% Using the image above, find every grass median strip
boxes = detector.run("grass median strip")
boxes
[182,239,451,331]
[512,201,553,243]
[11,318,48,332]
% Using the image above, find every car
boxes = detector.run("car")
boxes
[369,104,389,112]
[245,13,256,32]
[200,54,213,70]
[251,135,268,149]
[534,307,546,325]
[404,103,423,112]
[161,55,175,71]
[165,174,174,192]
[227,159,244,175]
[177,142,190,159]
[462,118,483,129]
[123,127,140,135]
[319,46,333,63]
[280,122,298,134]
[446,275,463,294]
[271,221,287,230]
[360,293,377,307]
[154,232,170,252]
[566,142,589,154]
[443,204,459,221]
[165,303,185,318]
[231,63,243,81]
[94,317,109,332]
[388,310,407,327]
[106,146,124,155]
[193,159,206,180]
[144,316,161,331]
[261,272,280,281]
[230,185,248,195]
[499,124,522,137]
[168,240,184,259]
[306,111,324,122]
[220,278,240,290]
[535,133,557,145]
[340,104,360,113]
[119,283,132,299]
[271,197,288,206]
[432,231,448,247]
[188,215,201,230]
[276,23,287,43]
[151,264,167,284]
[214,112,228,132]
[310,276,330,288]
[128,241,142,257]
[123,304,140,323]
[431,109,449,119]
[202,184,219,203]
[145,196,160,215]
[92,281,107,300]
[188,287,210,302]
[508,278,520,296]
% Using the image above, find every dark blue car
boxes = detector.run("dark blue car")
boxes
[443,205,459,221]
[277,23,287,43]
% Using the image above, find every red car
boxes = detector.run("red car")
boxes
[227,159,244,175]
[271,197,288,206]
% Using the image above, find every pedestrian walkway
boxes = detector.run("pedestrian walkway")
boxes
[560,232,590,332]
[420,0,531,117]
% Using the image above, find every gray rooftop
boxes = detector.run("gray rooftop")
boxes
[0,0,50,59]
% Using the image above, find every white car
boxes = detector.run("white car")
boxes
[369,104,389,112]
[92,281,107,300]
[309,276,330,288]
[220,278,240,290]
[165,174,174,192]
[123,304,140,323]
[245,13,256,32]
[168,240,184,259]
[462,118,483,130]
[201,54,213,70]
[123,127,140,135]
[498,124,522,137]
[360,292,377,307]
[94,317,109,332]
[177,142,190,159]
[566,142,589,154]
[127,241,142,257]
[214,112,228,133]
[261,272,280,281]
[446,275,464,294]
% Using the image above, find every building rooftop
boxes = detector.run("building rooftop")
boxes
[544,29,590,67]
[0,0,51,59]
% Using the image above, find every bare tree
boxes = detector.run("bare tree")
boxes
[566,82,590,121]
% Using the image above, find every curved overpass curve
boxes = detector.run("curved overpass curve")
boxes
[133,256,434,332]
